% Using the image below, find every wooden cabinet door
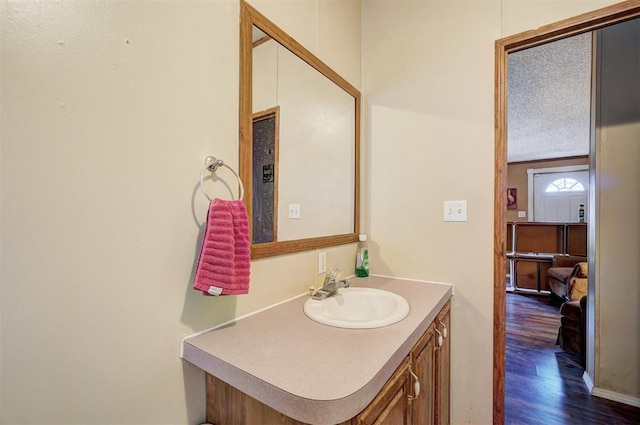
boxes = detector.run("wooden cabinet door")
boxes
[435,305,451,425]
[411,322,437,425]
[355,357,412,425]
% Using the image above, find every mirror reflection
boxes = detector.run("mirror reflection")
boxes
[240,1,360,259]
[252,27,355,243]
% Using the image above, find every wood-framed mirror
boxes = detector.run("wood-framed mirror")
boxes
[239,0,361,260]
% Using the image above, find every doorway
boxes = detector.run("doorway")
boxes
[493,3,640,424]
[252,106,280,244]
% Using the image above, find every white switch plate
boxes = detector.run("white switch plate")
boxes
[444,200,467,222]
[318,251,326,274]
[518,211,526,218]
[288,203,301,219]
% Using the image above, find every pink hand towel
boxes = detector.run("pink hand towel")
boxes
[193,199,250,296]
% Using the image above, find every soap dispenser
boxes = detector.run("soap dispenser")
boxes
[355,235,369,277]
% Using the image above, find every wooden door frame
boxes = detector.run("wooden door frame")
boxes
[493,2,640,424]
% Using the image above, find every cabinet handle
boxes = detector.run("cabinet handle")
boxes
[408,367,421,400]
[434,328,443,349]
[439,320,448,339]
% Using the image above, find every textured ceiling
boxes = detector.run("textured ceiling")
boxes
[507,33,592,163]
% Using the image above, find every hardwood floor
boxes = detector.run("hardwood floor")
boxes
[505,293,640,425]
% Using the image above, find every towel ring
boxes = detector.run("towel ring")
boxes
[199,156,244,201]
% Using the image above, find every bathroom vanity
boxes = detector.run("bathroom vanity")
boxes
[181,276,453,425]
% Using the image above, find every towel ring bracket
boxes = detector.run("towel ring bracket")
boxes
[200,156,244,201]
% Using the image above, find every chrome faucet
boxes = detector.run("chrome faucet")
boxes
[311,266,350,300]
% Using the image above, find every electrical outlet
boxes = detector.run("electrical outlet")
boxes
[444,200,467,222]
[318,251,326,274]
[288,203,301,219]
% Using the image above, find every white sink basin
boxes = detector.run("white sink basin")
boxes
[303,287,410,329]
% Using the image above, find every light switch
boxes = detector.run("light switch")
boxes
[288,203,301,219]
[444,200,467,222]
[518,211,526,218]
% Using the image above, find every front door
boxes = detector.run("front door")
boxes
[530,168,589,222]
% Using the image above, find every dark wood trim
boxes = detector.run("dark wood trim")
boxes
[494,2,640,424]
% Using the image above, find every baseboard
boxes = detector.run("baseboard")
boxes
[592,387,640,408]
[583,371,640,408]
[582,371,594,392]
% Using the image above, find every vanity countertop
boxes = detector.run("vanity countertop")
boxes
[181,275,453,425]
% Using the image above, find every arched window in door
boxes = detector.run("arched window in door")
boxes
[545,177,586,193]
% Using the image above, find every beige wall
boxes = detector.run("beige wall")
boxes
[2,0,630,424]
[0,1,359,423]
[362,1,618,424]
[506,157,589,222]
[593,18,640,400]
